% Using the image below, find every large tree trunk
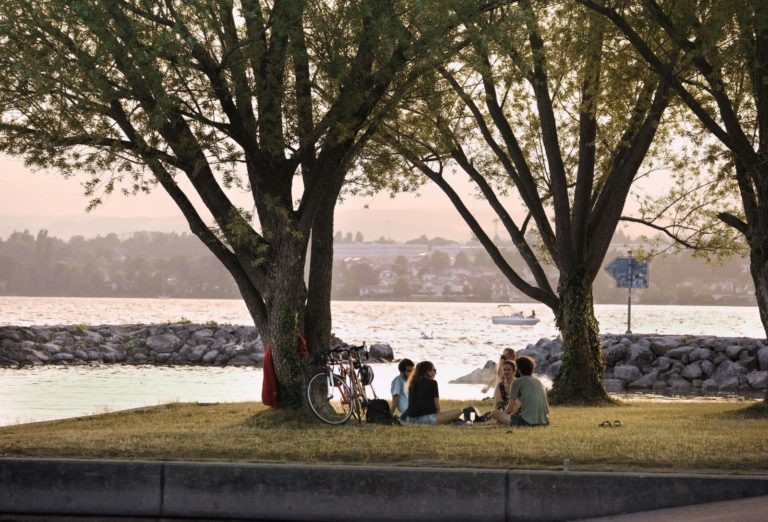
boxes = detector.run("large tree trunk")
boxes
[550,268,611,404]
[304,198,336,363]
[747,221,768,405]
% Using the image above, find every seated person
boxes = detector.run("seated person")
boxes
[482,347,516,393]
[493,360,517,412]
[390,358,414,419]
[404,361,464,425]
[490,356,549,427]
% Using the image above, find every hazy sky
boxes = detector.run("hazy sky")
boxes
[1,153,660,242]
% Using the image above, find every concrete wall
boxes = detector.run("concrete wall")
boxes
[1,459,767,521]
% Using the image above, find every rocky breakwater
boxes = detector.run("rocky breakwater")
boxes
[0,324,266,368]
[452,334,768,395]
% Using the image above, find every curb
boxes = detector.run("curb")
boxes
[1,459,767,521]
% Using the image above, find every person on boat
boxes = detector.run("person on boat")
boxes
[390,358,414,419]
[529,310,536,318]
[493,359,517,412]
[404,361,464,425]
[490,356,549,427]
[482,347,516,394]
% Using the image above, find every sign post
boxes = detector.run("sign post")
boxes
[605,252,649,334]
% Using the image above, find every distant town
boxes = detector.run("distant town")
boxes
[0,229,755,306]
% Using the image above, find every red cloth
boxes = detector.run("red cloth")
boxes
[261,344,278,406]
[298,334,307,360]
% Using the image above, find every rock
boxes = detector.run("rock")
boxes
[603,379,625,392]
[186,347,206,363]
[451,363,496,384]
[712,360,748,382]
[24,354,42,365]
[250,352,265,365]
[757,347,768,371]
[541,340,563,356]
[83,331,103,344]
[87,350,101,361]
[665,345,695,361]
[40,343,62,355]
[692,379,703,389]
[202,349,219,364]
[74,349,89,361]
[146,333,181,353]
[628,343,654,365]
[700,360,715,378]
[614,364,642,383]
[701,379,719,391]
[746,371,768,390]
[713,354,727,366]
[130,353,148,364]
[653,356,673,371]
[681,362,702,380]
[0,354,20,368]
[604,344,627,366]
[725,345,744,360]
[545,360,562,378]
[737,356,758,371]
[192,329,214,340]
[628,370,658,389]
[26,349,50,363]
[369,343,394,361]
[718,377,740,391]
[517,348,548,367]
[648,337,683,356]
[52,353,74,362]
[228,354,253,367]
[156,353,172,364]
[651,381,668,392]
[0,328,23,343]
[668,374,691,391]
[689,348,713,362]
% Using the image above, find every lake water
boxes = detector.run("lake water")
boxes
[1,297,765,426]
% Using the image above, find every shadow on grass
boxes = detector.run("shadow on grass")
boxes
[723,401,768,419]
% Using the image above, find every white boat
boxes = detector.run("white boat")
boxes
[492,305,540,325]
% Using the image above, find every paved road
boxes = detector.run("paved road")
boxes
[582,495,768,521]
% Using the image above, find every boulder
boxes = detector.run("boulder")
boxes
[129,353,148,364]
[52,352,74,362]
[691,379,703,389]
[202,349,219,364]
[689,348,713,362]
[450,361,496,384]
[746,371,768,390]
[146,333,181,353]
[648,336,683,356]
[700,360,715,378]
[665,345,695,361]
[82,330,103,344]
[628,343,654,365]
[369,343,394,361]
[0,354,20,368]
[156,353,172,364]
[26,349,50,363]
[74,349,89,361]
[713,354,728,366]
[718,377,740,391]
[628,370,659,389]
[653,356,673,371]
[757,347,768,371]
[192,329,214,340]
[712,360,748,382]
[40,343,62,355]
[725,345,745,360]
[667,374,691,391]
[545,360,562,378]
[604,344,627,366]
[87,350,101,361]
[701,379,719,392]
[0,328,23,343]
[603,379,625,392]
[517,348,548,366]
[228,354,253,367]
[541,339,563,356]
[681,362,702,380]
[651,381,668,392]
[614,364,642,383]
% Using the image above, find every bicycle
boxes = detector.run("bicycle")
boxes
[306,343,377,424]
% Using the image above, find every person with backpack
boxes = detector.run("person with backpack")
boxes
[490,356,549,427]
[404,361,464,425]
[390,358,414,420]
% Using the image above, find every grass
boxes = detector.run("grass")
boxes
[1,399,767,474]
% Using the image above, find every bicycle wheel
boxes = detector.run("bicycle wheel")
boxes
[307,372,353,424]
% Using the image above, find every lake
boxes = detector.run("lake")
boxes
[1,297,764,426]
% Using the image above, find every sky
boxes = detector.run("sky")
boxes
[0,152,661,243]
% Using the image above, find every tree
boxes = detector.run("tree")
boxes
[0,0,502,409]
[577,0,768,406]
[392,276,411,297]
[392,255,410,275]
[453,250,472,269]
[382,0,679,403]
[430,250,451,272]
[354,232,365,243]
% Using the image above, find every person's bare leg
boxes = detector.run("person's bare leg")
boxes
[435,408,464,424]
[490,410,511,425]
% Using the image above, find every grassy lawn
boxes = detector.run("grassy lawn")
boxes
[1,399,767,474]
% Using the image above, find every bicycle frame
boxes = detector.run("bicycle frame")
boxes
[326,345,370,421]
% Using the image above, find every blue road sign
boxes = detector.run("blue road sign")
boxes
[605,256,649,288]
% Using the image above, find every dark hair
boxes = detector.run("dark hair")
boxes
[516,355,535,376]
[398,358,415,373]
[407,361,434,393]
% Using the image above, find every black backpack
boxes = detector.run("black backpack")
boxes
[366,399,394,424]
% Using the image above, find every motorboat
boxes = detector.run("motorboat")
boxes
[492,305,540,325]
